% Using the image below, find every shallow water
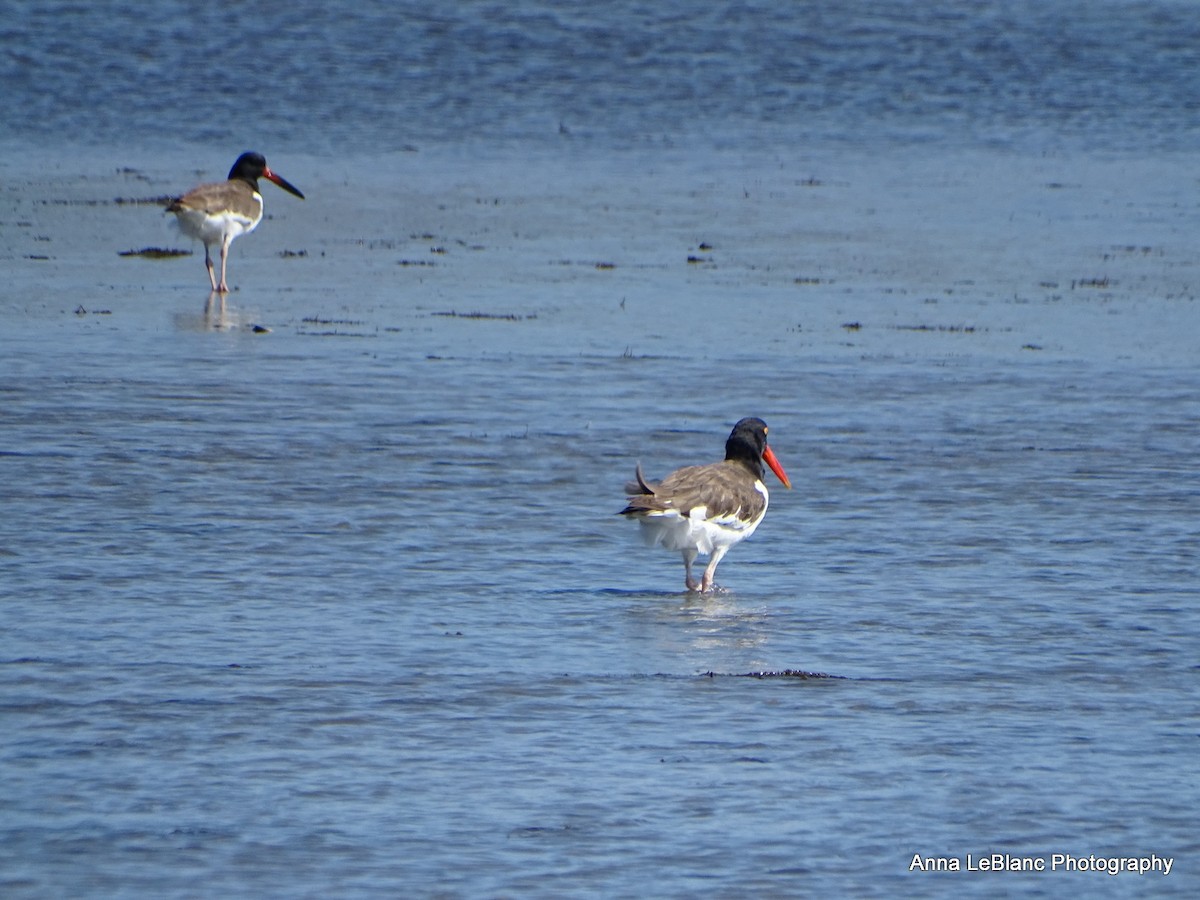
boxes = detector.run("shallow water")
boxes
[3,1,1200,896]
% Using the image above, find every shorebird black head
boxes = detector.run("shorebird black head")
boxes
[726,417,791,488]
[228,151,305,199]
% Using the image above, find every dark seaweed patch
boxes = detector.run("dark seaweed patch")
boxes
[119,247,191,259]
[431,310,531,321]
[302,316,365,326]
[892,324,978,333]
[703,669,846,680]
[44,195,172,206]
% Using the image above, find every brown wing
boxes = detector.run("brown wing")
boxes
[168,180,253,215]
[621,460,764,521]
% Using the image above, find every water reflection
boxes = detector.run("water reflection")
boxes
[169,292,261,332]
[617,590,775,671]
[680,594,773,662]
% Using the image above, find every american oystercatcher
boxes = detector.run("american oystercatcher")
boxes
[621,417,792,592]
[167,152,304,292]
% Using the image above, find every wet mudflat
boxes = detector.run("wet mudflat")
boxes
[2,144,1197,897]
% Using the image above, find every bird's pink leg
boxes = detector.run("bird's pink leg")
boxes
[203,244,218,291]
[216,236,232,293]
[682,549,702,592]
[700,547,731,593]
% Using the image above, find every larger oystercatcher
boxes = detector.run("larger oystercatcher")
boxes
[621,417,791,592]
[167,152,304,292]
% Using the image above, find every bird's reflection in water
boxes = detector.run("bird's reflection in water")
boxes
[622,590,774,669]
[203,291,233,330]
[170,291,256,333]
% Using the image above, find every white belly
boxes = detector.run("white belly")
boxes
[174,207,260,246]
[637,481,769,557]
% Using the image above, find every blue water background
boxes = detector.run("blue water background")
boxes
[2,1,1199,896]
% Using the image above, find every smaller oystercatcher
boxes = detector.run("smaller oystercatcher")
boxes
[620,417,792,592]
[167,152,304,292]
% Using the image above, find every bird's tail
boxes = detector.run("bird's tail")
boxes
[619,463,663,516]
[624,462,656,496]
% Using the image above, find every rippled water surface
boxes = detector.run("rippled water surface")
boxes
[4,0,1200,154]
[2,1,1199,896]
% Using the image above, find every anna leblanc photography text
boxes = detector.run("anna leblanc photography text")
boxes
[909,852,1174,876]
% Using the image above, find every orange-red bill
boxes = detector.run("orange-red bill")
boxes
[263,167,305,199]
[763,444,791,489]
